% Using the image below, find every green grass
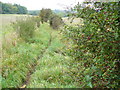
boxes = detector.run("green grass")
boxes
[27,38,74,88]
[27,23,76,88]
[27,52,75,88]
[2,23,51,88]
[2,22,77,88]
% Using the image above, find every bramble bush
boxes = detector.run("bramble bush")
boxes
[63,2,120,88]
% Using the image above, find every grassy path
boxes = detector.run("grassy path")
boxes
[26,24,76,88]
[20,23,75,88]
[2,23,76,88]
[20,25,53,88]
[2,23,52,88]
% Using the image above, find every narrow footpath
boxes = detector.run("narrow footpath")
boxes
[19,23,74,88]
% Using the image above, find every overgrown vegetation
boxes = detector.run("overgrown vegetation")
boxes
[1,1,120,89]
[2,21,74,88]
[27,24,75,88]
[63,2,120,88]
[13,17,40,42]
[2,23,47,88]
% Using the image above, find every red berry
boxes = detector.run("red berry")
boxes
[88,36,91,40]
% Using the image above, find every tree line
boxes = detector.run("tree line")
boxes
[0,1,27,14]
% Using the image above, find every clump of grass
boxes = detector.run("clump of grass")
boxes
[27,52,74,88]
[2,42,41,88]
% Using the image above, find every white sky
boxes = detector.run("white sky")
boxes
[1,0,84,10]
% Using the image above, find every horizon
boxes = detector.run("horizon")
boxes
[1,0,84,10]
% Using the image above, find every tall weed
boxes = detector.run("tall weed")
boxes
[14,17,36,42]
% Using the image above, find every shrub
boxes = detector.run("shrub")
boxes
[39,8,53,23]
[49,14,64,29]
[14,17,36,42]
[63,2,120,88]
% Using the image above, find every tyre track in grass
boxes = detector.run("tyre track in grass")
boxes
[19,32,52,88]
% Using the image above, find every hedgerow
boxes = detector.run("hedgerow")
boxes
[63,2,120,88]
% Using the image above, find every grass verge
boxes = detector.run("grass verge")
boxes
[2,23,51,88]
[2,23,76,88]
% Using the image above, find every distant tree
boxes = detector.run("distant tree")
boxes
[28,10,40,15]
[14,4,27,14]
[39,8,53,23]
[2,3,13,14]
[11,5,18,13]
[0,2,2,14]
[1,2,27,14]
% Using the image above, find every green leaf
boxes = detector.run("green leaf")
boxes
[85,75,91,81]
[87,82,93,88]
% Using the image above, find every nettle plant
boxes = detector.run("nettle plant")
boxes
[64,2,120,88]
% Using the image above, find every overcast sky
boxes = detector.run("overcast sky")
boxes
[1,0,84,10]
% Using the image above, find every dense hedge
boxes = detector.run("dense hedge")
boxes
[63,2,120,88]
